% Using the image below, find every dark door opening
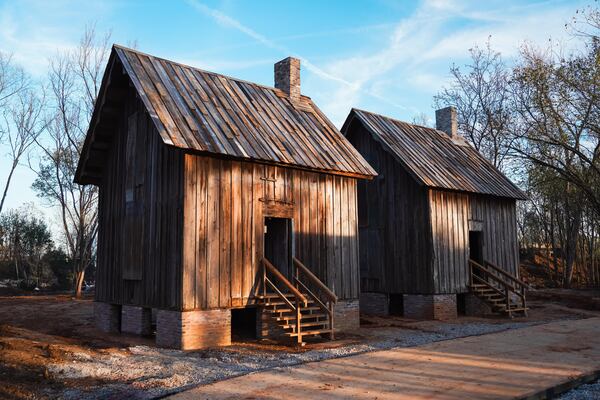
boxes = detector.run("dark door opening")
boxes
[231,307,257,341]
[264,217,293,280]
[389,294,404,316]
[469,231,484,264]
[457,293,467,315]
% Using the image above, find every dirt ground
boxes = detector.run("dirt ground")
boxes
[0,290,598,399]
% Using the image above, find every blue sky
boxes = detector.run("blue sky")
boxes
[0,0,592,230]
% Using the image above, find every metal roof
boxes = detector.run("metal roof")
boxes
[342,108,526,200]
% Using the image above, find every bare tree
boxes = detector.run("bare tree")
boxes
[411,112,432,128]
[434,41,516,172]
[0,51,30,215]
[510,38,599,287]
[0,52,27,110]
[32,26,110,297]
[0,88,46,214]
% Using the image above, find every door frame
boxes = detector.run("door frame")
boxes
[263,216,295,279]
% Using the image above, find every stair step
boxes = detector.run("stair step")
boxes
[268,306,322,315]
[482,295,505,301]
[502,307,528,312]
[256,293,306,300]
[263,300,315,307]
[285,328,333,337]
[276,313,328,322]
[281,320,328,330]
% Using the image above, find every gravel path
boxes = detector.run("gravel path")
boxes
[47,317,572,399]
[559,379,600,400]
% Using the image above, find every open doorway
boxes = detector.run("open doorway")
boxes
[264,217,293,280]
[468,231,484,264]
[231,307,257,341]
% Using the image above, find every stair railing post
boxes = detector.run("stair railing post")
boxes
[329,300,335,340]
[262,259,266,300]
[296,298,302,345]
[521,285,527,317]
[294,259,300,290]
[469,261,473,287]
[505,286,511,318]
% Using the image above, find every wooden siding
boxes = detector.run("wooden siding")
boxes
[469,194,520,278]
[181,155,360,311]
[428,190,470,293]
[346,119,520,296]
[346,123,433,294]
[95,92,185,309]
[429,189,520,293]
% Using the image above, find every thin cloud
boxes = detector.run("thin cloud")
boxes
[318,0,586,123]
[184,0,409,113]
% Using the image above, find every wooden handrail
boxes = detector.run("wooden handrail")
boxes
[484,260,530,289]
[469,259,527,316]
[262,258,308,306]
[471,273,507,298]
[293,257,338,303]
[470,260,521,294]
[265,276,296,310]
[295,276,329,314]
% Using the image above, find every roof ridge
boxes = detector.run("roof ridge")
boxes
[352,107,438,132]
[350,108,527,199]
[113,44,312,101]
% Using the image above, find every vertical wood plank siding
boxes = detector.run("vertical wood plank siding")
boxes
[469,194,520,278]
[347,124,434,294]
[428,189,520,293]
[181,155,360,310]
[95,90,184,309]
[347,121,519,296]
[96,101,360,311]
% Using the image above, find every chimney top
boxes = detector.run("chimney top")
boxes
[274,57,300,101]
[435,106,458,139]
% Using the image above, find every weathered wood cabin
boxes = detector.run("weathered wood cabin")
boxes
[75,45,376,349]
[341,107,529,319]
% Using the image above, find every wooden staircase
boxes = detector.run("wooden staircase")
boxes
[468,259,530,318]
[258,257,337,346]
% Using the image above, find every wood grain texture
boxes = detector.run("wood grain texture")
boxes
[345,118,520,296]
[342,109,526,200]
[76,46,377,185]
[90,50,366,313]
[346,123,433,294]
[181,155,361,310]
[95,90,184,309]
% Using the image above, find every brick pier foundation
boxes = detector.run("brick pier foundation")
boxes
[403,294,457,320]
[121,305,152,336]
[360,292,389,316]
[156,309,231,350]
[94,302,121,333]
[334,299,360,331]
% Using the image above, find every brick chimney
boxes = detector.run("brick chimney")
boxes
[435,106,458,138]
[274,57,300,101]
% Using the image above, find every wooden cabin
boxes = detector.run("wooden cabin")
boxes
[75,45,376,349]
[341,107,529,319]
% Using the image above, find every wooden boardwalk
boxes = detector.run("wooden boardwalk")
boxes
[170,317,600,400]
